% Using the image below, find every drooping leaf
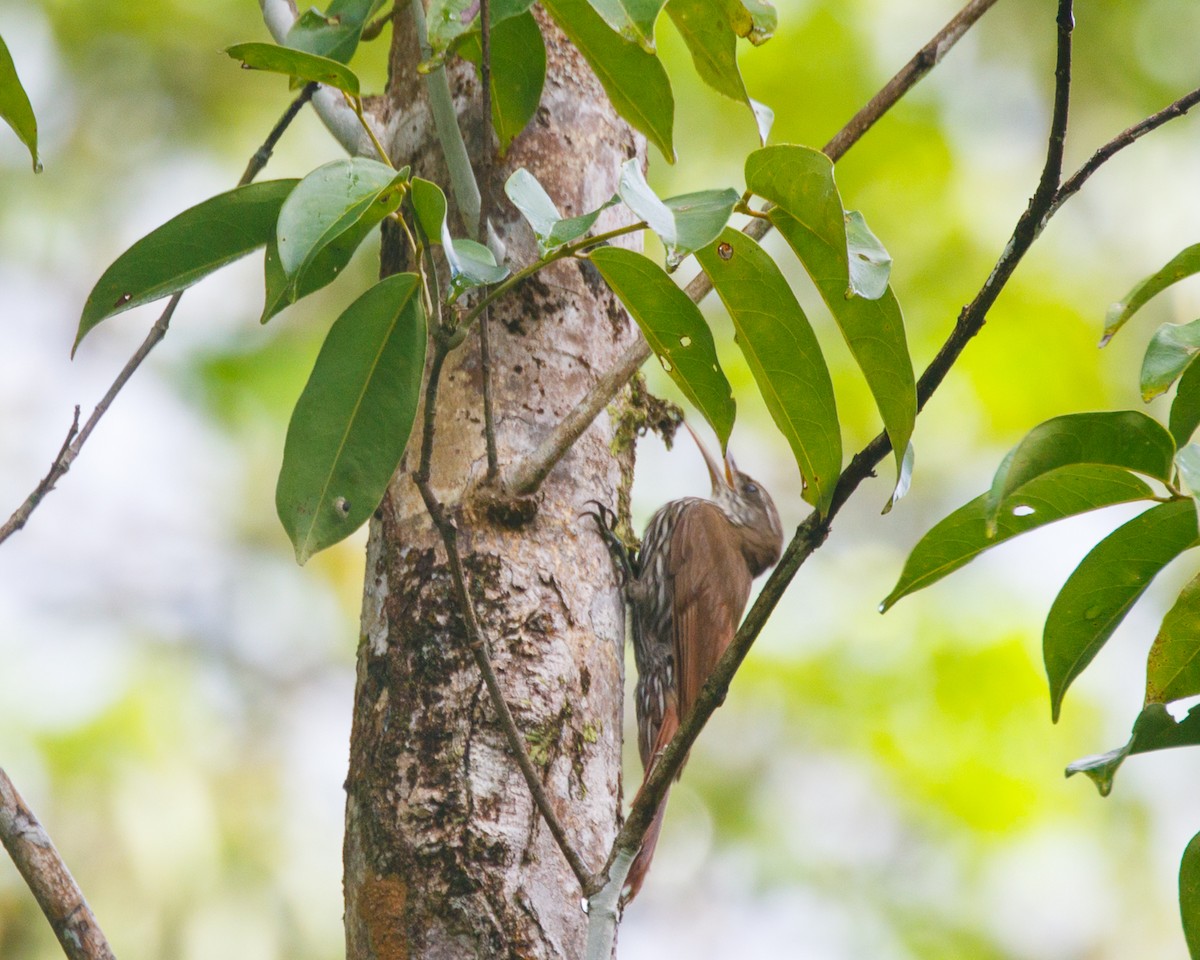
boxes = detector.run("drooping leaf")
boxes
[448,238,509,296]
[1182,830,1200,960]
[1066,702,1200,796]
[76,179,299,351]
[0,34,39,171]
[426,0,536,60]
[410,177,450,245]
[225,42,361,96]
[880,465,1155,612]
[503,169,618,253]
[1142,319,1200,401]
[1046,499,1199,722]
[276,273,426,564]
[617,160,736,268]
[542,0,675,162]
[589,246,734,449]
[1146,571,1200,705]
[984,411,1176,533]
[285,0,385,63]
[1104,244,1200,346]
[696,228,839,513]
[882,441,915,515]
[585,0,668,51]
[456,11,546,154]
[844,209,891,301]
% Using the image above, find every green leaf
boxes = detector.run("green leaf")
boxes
[585,0,668,51]
[1142,319,1200,402]
[844,209,890,301]
[448,238,509,296]
[1046,499,1199,722]
[0,34,39,171]
[617,160,736,268]
[276,158,406,283]
[1182,830,1200,960]
[226,41,361,96]
[410,177,450,245]
[285,0,385,63]
[727,0,775,44]
[1066,702,1200,796]
[503,169,617,253]
[426,0,535,60]
[276,273,426,564]
[456,12,546,154]
[1147,571,1200,705]
[1173,363,1200,448]
[76,179,298,352]
[746,145,844,250]
[1104,244,1200,346]
[542,0,675,162]
[589,246,734,449]
[696,228,840,514]
[984,411,1177,533]
[880,465,1155,612]
[1177,444,1200,507]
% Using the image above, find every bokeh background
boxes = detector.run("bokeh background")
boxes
[3,0,1200,957]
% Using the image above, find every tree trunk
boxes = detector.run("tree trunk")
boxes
[343,9,644,958]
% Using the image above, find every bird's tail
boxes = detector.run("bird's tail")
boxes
[622,703,679,905]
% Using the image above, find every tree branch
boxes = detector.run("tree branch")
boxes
[501,0,1005,497]
[0,85,316,548]
[479,0,500,481]
[0,767,116,960]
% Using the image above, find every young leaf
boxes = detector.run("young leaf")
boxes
[0,34,39,171]
[880,465,1155,612]
[696,228,840,514]
[276,158,406,284]
[1183,830,1200,960]
[1146,571,1200,705]
[844,210,891,301]
[1177,444,1200,507]
[448,238,509,296]
[226,42,362,96]
[589,246,735,449]
[276,273,426,564]
[456,12,546,154]
[1046,499,1199,722]
[503,169,618,253]
[542,0,675,162]
[1104,243,1200,346]
[1173,362,1200,447]
[285,0,385,63]
[1142,319,1200,401]
[585,0,667,51]
[76,179,299,351]
[1066,702,1200,797]
[984,411,1176,532]
[617,160,737,267]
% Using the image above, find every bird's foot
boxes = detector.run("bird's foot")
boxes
[581,499,638,585]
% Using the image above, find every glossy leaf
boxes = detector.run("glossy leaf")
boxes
[456,12,545,154]
[426,0,535,59]
[844,209,890,301]
[276,273,426,564]
[590,246,734,448]
[984,411,1176,532]
[881,465,1155,612]
[1066,702,1200,796]
[1046,499,1199,721]
[0,34,38,171]
[586,0,667,51]
[1104,244,1200,345]
[285,0,385,62]
[1183,830,1200,960]
[697,228,840,513]
[225,42,361,96]
[1147,571,1200,705]
[410,177,450,245]
[448,238,509,296]
[543,0,675,162]
[1173,362,1200,447]
[1142,319,1200,401]
[76,179,298,351]
[617,160,736,267]
[503,169,617,253]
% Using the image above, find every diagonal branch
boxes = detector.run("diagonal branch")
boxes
[1,767,116,960]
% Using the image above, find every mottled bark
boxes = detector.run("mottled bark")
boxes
[344,8,643,959]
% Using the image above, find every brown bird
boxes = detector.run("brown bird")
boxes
[591,425,783,904]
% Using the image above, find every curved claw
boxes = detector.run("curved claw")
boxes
[581,499,637,586]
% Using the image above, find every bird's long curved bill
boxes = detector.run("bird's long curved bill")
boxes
[684,423,734,490]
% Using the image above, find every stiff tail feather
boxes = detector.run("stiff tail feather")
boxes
[622,704,679,905]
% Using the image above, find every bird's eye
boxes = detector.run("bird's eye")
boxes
[743,481,758,495]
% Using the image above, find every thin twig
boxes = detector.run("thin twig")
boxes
[1,767,116,960]
[503,0,1004,497]
[479,0,500,481]
[0,85,315,549]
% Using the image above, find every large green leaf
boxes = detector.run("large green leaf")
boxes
[542,0,675,162]
[589,246,734,449]
[881,465,1155,612]
[225,42,361,96]
[1066,702,1200,797]
[456,12,546,154]
[1142,319,1200,402]
[1183,830,1200,960]
[586,0,667,51]
[984,411,1176,532]
[697,229,840,514]
[76,179,299,352]
[276,273,426,564]
[1104,244,1200,345]
[1147,571,1200,705]
[0,34,38,171]
[285,0,385,63]
[276,159,406,284]
[1173,362,1200,448]
[1045,499,1199,722]
[425,0,535,60]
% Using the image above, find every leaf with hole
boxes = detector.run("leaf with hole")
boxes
[285,0,386,63]
[590,246,734,449]
[76,179,299,352]
[226,42,362,96]
[697,228,839,513]
[1066,702,1200,796]
[0,34,38,171]
[456,12,546,154]
[1046,499,1199,722]
[276,273,426,564]
[1142,319,1200,402]
[1104,244,1200,346]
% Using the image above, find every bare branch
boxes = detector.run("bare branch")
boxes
[479,0,500,481]
[0,767,116,960]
